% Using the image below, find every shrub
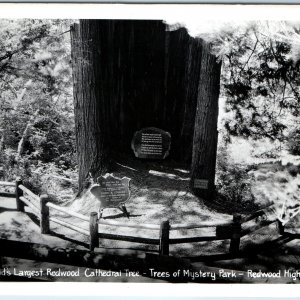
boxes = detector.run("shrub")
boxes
[0,149,78,203]
[216,140,255,210]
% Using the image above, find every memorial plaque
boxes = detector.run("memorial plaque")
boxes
[131,127,171,159]
[194,179,209,189]
[90,173,131,208]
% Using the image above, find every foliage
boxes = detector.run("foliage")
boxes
[201,21,300,142]
[216,136,255,209]
[1,148,78,202]
[0,19,76,169]
[0,19,77,199]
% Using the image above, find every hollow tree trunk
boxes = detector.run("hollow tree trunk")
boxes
[70,20,221,198]
[71,22,110,192]
[191,43,221,200]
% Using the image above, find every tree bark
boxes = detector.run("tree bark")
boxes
[71,22,110,192]
[191,43,221,200]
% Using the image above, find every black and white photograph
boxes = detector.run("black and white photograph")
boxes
[0,4,300,284]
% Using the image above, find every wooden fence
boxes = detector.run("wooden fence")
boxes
[0,179,285,255]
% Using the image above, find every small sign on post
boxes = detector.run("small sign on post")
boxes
[90,173,131,218]
[194,179,209,190]
[131,127,171,160]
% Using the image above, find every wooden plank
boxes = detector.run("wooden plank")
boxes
[19,185,39,202]
[98,219,160,230]
[19,196,40,215]
[169,236,221,244]
[241,210,265,223]
[0,181,15,187]
[47,202,89,222]
[98,232,159,245]
[20,193,39,210]
[241,220,276,236]
[241,203,275,223]
[170,220,232,230]
[0,192,15,198]
[49,217,89,236]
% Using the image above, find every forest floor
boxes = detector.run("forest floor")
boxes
[1,147,300,282]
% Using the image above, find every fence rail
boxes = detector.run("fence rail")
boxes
[19,196,40,214]
[169,236,225,244]
[0,180,284,256]
[98,219,160,230]
[98,232,160,245]
[49,217,89,236]
[0,181,15,187]
[170,220,232,230]
[0,180,15,198]
[0,192,15,198]
[46,202,89,222]
[19,184,39,202]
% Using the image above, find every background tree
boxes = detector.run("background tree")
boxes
[200,21,300,146]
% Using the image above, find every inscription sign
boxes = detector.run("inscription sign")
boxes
[131,127,171,159]
[194,179,209,189]
[90,173,131,208]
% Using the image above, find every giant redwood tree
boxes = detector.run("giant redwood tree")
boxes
[71,19,221,200]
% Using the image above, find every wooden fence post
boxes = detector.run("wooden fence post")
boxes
[159,219,170,256]
[277,220,285,235]
[40,194,50,234]
[229,214,241,255]
[89,212,99,251]
[15,178,24,212]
